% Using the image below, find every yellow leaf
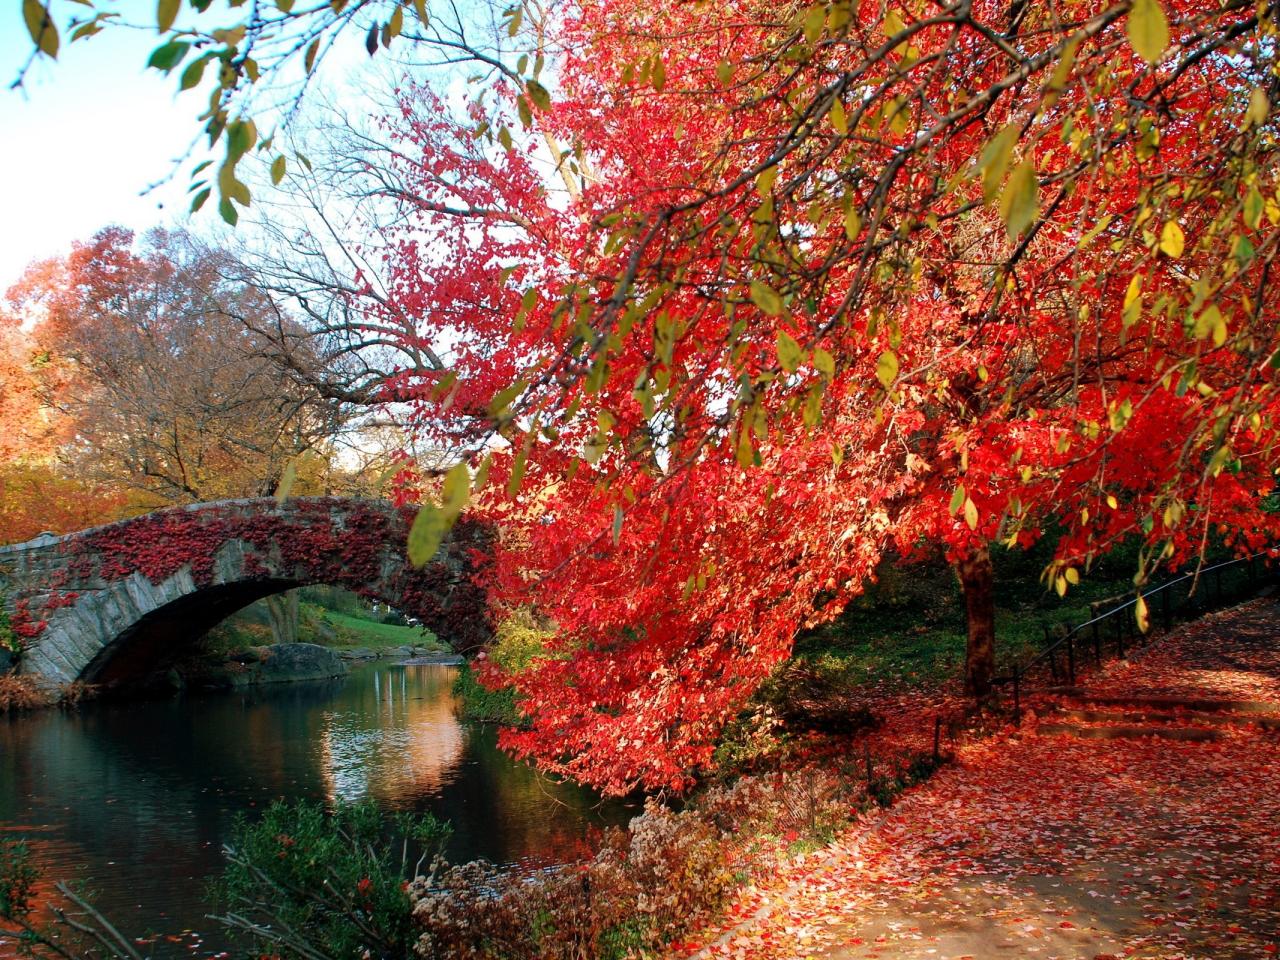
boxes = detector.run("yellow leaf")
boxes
[963,497,978,531]
[876,350,899,390]
[978,125,1019,205]
[157,0,180,32]
[750,280,785,316]
[1135,594,1150,633]
[1159,220,1185,258]
[440,460,471,518]
[830,97,847,135]
[844,206,861,242]
[1000,160,1039,240]
[813,346,836,378]
[23,0,58,57]
[273,459,297,504]
[407,503,451,568]
[1127,0,1169,65]
[1248,86,1270,127]
[776,331,803,373]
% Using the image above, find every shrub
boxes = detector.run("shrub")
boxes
[451,664,522,724]
[0,597,20,658]
[0,675,51,713]
[490,607,555,673]
[212,799,451,960]
[412,799,734,960]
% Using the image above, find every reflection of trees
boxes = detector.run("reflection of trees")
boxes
[0,662,638,947]
[317,665,468,804]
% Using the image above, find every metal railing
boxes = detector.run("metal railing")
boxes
[995,553,1274,714]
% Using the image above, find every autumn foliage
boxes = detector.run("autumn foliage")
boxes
[343,0,1280,793]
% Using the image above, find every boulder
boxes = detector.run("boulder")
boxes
[252,643,347,684]
[337,647,377,661]
[0,648,15,674]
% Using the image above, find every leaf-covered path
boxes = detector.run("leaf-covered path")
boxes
[672,597,1280,960]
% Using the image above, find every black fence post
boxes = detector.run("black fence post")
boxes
[1092,620,1102,665]
[1066,632,1076,685]
[1161,587,1172,629]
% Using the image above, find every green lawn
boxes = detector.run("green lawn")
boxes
[793,542,1151,690]
[315,609,445,650]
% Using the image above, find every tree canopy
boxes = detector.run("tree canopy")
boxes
[17,0,1280,792]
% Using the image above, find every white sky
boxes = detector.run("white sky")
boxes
[0,13,204,292]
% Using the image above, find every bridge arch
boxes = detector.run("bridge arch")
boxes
[0,498,491,687]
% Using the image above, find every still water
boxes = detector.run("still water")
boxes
[0,663,637,955]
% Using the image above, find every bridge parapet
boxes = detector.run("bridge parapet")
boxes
[0,498,491,688]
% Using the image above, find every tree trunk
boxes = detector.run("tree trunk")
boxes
[955,544,996,700]
[265,591,299,645]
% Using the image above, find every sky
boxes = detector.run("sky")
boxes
[0,11,203,292]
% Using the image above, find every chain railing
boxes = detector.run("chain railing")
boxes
[995,553,1274,714]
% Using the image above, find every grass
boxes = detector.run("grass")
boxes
[314,608,445,650]
[794,540,1154,690]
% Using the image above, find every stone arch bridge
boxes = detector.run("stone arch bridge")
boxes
[0,498,491,688]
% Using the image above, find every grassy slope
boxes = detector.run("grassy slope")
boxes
[793,541,1152,690]
[314,609,443,650]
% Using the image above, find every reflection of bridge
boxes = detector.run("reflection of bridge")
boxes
[0,498,491,688]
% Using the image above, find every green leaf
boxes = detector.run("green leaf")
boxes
[23,0,59,58]
[271,154,287,185]
[802,4,825,45]
[776,331,803,373]
[407,503,450,568]
[147,40,190,72]
[190,187,211,212]
[875,350,899,389]
[1194,305,1226,346]
[179,55,207,90]
[1244,186,1264,230]
[218,197,239,225]
[507,434,531,496]
[526,78,552,111]
[1127,0,1169,65]
[999,159,1038,239]
[735,423,754,468]
[611,505,623,546]
[829,97,847,134]
[949,484,966,516]
[157,0,180,32]
[750,280,785,316]
[488,379,527,418]
[978,124,1018,204]
[440,461,470,517]
[813,346,835,378]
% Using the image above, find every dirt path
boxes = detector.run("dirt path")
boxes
[670,597,1280,960]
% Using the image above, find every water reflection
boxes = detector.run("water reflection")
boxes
[0,663,635,957]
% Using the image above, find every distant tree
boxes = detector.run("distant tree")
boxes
[8,227,351,505]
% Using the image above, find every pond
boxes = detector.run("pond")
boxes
[0,663,638,957]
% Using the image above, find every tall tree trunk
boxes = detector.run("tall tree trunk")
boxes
[265,591,299,646]
[955,544,996,700]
